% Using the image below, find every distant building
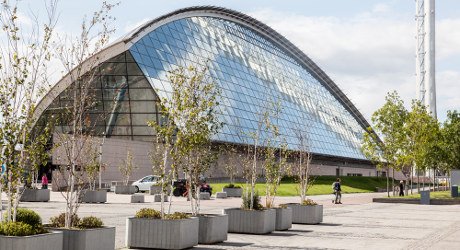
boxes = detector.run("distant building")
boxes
[35,6,379,184]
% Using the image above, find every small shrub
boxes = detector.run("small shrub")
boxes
[301,199,318,206]
[135,208,161,219]
[164,212,190,220]
[3,208,42,228]
[224,183,241,188]
[241,192,263,210]
[15,208,42,228]
[278,204,288,209]
[78,216,103,229]
[50,213,80,228]
[0,221,35,236]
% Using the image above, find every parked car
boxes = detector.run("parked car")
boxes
[172,178,212,197]
[132,175,160,193]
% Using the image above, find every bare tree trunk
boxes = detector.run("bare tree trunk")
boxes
[386,168,390,198]
[392,169,395,196]
[417,170,420,193]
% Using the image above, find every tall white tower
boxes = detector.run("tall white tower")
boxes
[415,0,437,118]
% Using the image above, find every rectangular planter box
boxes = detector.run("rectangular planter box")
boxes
[50,227,115,250]
[222,188,242,197]
[80,190,107,203]
[0,231,63,250]
[275,207,292,231]
[130,194,144,203]
[126,217,198,249]
[198,214,228,244]
[20,189,50,202]
[153,194,169,202]
[114,185,136,194]
[285,204,323,224]
[223,208,276,234]
[150,185,171,195]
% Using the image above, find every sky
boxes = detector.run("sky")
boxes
[19,0,460,122]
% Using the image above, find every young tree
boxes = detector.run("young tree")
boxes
[221,144,239,185]
[119,150,137,186]
[0,0,58,222]
[293,126,314,204]
[404,100,440,192]
[443,110,460,170]
[51,1,118,228]
[362,91,408,196]
[262,100,289,208]
[148,64,221,216]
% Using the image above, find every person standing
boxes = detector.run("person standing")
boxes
[399,180,405,196]
[334,178,342,204]
[41,174,48,189]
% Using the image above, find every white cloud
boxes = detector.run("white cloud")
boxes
[248,6,460,122]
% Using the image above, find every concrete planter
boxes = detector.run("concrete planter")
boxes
[215,192,227,199]
[223,208,276,234]
[0,231,63,250]
[114,185,136,194]
[275,207,292,231]
[153,194,169,202]
[130,194,144,203]
[80,190,107,203]
[50,227,115,250]
[197,214,228,244]
[20,189,50,202]
[150,185,171,195]
[285,203,323,224]
[126,217,199,249]
[222,187,242,197]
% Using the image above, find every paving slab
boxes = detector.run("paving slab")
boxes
[3,191,459,249]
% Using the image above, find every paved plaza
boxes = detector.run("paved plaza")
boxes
[2,191,459,249]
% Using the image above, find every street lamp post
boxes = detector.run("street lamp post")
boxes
[98,133,106,190]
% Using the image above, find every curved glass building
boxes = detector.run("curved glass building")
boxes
[36,6,377,179]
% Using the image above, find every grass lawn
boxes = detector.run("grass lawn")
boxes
[210,176,390,196]
[392,191,460,200]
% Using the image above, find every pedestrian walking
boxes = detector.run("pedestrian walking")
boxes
[399,180,404,196]
[332,178,342,204]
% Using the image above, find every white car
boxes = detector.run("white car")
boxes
[132,175,160,193]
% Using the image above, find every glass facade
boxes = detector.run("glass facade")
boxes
[41,52,160,141]
[129,16,367,159]
[40,14,368,160]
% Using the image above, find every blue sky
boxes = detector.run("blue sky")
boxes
[21,0,460,122]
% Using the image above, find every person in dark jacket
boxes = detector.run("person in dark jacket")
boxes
[333,178,342,204]
[399,180,405,196]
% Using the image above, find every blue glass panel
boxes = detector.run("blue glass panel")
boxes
[129,17,368,160]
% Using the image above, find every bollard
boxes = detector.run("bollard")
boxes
[451,185,458,198]
[420,190,430,205]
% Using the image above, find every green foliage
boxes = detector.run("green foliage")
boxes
[77,216,103,229]
[301,199,318,206]
[242,192,263,210]
[212,176,391,196]
[1,208,46,235]
[50,213,80,228]
[134,208,190,220]
[443,110,460,169]
[404,100,440,172]
[362,91,407,171]
[14,208,42,229]
[164,212,190,220]
[0,222,36,236]
[135,208,161,219]
[224,183,241,188]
